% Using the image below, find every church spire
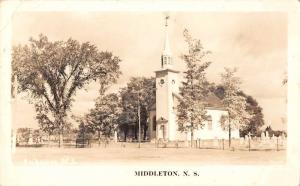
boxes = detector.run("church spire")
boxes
[163,16,171,56]
[161,15,173,69]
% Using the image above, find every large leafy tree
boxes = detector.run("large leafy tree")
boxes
[81,93,121,143]
[213,85,264,137]
[237,91,264,136]
[219,68,251,147]
[177,29,211,147]
[73,116,94,140]
[119,77,155,140]
[12,34,121,147]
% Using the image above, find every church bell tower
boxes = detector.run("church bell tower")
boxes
[155,16,180,141]
[161,16,173,69]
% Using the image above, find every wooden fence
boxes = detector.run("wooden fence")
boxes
[156,137,287,151]
[16,136,286,151]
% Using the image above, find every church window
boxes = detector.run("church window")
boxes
[207,116,212,130]
[160,79,165,85]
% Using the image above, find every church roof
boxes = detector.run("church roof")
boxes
[203,93,224,109]
[162,15,172,56]
[155,68,180,74]
[172,92,224,109]
[149,92,225,111]
[162,30,172,56]
[156,117,168,124]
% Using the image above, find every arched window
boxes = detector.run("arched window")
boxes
[207,115,212,130]
[153,116,156,131]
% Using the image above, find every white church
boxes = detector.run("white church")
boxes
[148,18,239,142]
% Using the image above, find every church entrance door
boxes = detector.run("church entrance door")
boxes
[159,125,165,140]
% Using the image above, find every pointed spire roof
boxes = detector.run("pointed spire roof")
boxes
[162,15,172,56]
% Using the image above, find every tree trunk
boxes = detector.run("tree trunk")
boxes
[59,131,63,148]
[57,115,64,148]
[48,134,51,147]
[82,126,85,146]
[190,129,194,148]
[190,119,194,148]
[98,130,101,146]
[228,124,231,148]
[124,127,127,142]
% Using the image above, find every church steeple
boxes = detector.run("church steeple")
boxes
[161,15,173,69]
[155,15,179,142]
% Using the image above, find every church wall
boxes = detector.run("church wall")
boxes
[172,109,240,141]
[155,71,170,140]
[167,72,179,141]
[152,94,240,141]
[193,109,240,140]
[155,70,180,141]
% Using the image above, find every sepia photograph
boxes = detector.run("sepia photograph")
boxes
[0,1,299,186]
[11,11,287,165]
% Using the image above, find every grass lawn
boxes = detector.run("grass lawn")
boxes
[12,145,286,165]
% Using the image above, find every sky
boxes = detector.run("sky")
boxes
[12,12,287,130]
